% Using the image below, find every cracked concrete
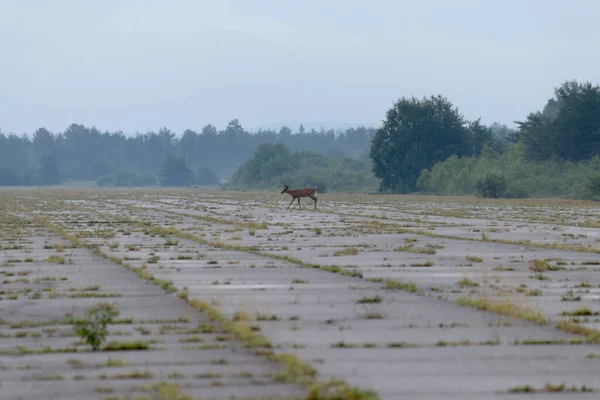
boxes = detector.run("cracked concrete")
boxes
[3,188,600,399]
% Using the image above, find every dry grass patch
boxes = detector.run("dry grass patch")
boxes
[333,248,359,256]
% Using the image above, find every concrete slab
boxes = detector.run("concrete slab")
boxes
[6,188,600,399]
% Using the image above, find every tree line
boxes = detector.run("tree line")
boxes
[0,120,375,186]
[3,78,599,200]
[369,80,600,200]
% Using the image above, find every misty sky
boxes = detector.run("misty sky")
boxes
[1,0,599,136]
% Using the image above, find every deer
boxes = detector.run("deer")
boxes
[280,185,318,210]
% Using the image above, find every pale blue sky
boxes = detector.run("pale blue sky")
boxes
[1,0,599,135]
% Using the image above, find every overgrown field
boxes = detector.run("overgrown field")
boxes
[2,187,600,399]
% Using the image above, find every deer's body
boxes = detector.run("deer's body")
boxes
[281,185,318,210]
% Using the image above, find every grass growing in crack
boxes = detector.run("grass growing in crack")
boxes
[333,248,359,256]
[505,383,596,393]
[561,289,582,302]
[386,342,416,348]
[104,340,151,351]
[104,357,127,367]
[331,341,359,348]
[43,255,65,264]
[493,265,515,271]
[112,369,155,379]
[457,277,480,288]
[307,379,380,400]
[380,278,419,293]
[436,340,472,347]
[561,307,599,316]
[0,345,78,356]
[167,371,186,379]
[132,266,177,293]
[394,245,436,254]
[555,320,600,343]
[256,313,280,321]
[191,301,271,349]
[356,295,383,304]
[410,260,434,267]
[133,382,196,399]
[456,297,548,325]
[22,374,64,381]
[268,353,317,385]
[529,259,563,272]
[178,335,204,343]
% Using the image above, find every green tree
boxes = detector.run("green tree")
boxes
[32,127,58,158]
[370,95,473,193]
[468,118,498,155]
[516,80,600,162]
[229,142,296,186]
[159,155,194,186]
[195,166,220,186]
[37,154,62,185]
[0,166,20,186]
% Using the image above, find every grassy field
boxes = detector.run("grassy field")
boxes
[1,187,600,399]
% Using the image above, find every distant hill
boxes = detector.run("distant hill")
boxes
[248,120,379,133]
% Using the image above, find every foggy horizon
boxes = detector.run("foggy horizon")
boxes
[2,0,599,136]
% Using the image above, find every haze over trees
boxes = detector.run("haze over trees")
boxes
[1,79,599,200]
[0,121,375,187]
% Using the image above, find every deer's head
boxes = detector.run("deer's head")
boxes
[281,185,289,194]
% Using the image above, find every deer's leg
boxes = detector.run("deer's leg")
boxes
[287,197,295,210]
[297,198,301,208]
[309,195,317,209]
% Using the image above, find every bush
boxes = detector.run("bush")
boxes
[72,302,120,351]
[418,143,600,199]
[476,173,507,198]
[576,172,600,201]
